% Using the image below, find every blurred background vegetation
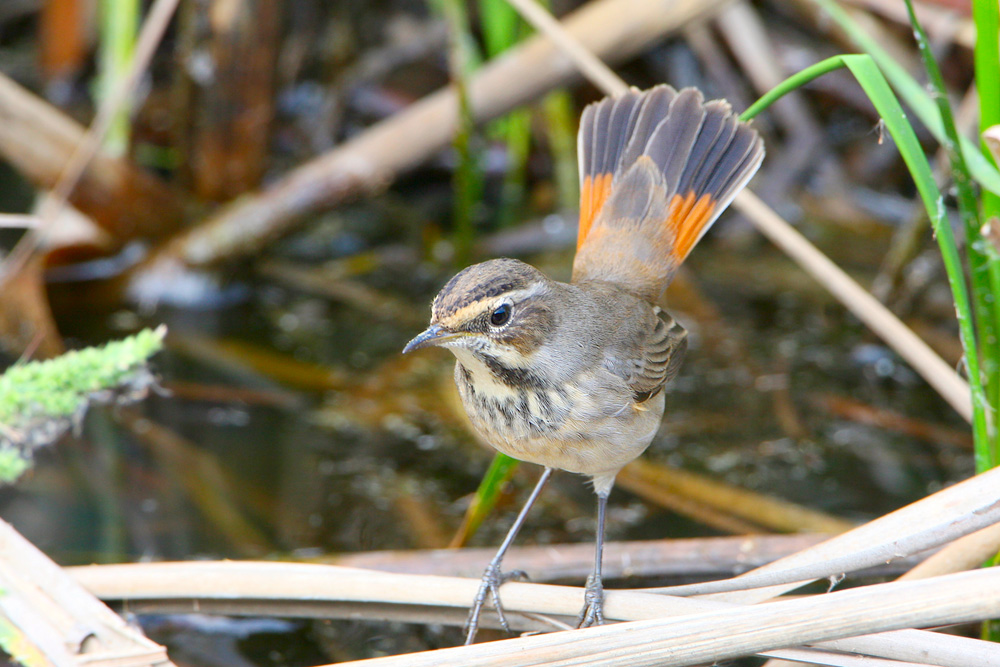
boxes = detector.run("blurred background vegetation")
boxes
[0,0,995,663]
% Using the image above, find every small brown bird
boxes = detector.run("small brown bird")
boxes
[404,85,763,643]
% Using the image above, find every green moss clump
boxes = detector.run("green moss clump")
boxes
[0,326,165,428]
[0,326,166,483]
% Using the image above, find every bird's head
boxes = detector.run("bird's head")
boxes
[403,258,555,360]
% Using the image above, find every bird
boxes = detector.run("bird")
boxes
[403,84,764,643]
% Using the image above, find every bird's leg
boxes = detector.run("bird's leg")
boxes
[465,466,553,645]
[578,490,608,628]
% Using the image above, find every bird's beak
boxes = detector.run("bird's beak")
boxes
[402,324,462,354]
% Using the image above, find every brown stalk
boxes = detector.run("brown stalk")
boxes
[0,73,189,244]
[4,0,183,274]
[0,518,175,667]
[325,534,838,581]
[70,561,1000,667]
[0,0,183,357]
[620,459,855,534]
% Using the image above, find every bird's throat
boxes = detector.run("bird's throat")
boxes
[452,348,545,394]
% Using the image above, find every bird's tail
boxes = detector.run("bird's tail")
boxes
[572,85,763,301]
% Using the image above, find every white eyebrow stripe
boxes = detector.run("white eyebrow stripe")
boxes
[503,282,546,303]
[435,280,548,327]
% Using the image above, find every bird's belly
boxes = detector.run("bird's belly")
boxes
[455,362,664,478]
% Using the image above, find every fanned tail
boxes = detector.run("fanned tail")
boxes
[573,85,764,301]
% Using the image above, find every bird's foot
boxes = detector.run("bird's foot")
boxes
[464,563,528,645]
[577,573,605,628]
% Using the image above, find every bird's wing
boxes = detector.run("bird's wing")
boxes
[604,309,688,403]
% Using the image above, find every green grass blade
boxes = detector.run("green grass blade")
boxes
[496,108,533,227]
[479,0,533,227]
[974,0,1000,441]
[543,89,579,211]
[975,0,1000,173]
[97,0,138,156]
[809,0,1000,197]
[452,452,520,546]
[480,0,521,58]
[742,53,989,465]
[975,0,1000,252]
[434,0,484,265]
[971,0,1000,642]
[740,56,845,122]
[903,0,997,470]
[837,55,987,455]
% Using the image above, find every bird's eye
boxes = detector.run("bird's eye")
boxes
[490,303,511,327]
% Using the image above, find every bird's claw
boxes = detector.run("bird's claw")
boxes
[464,563,528,644]
[577,573,605,628]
